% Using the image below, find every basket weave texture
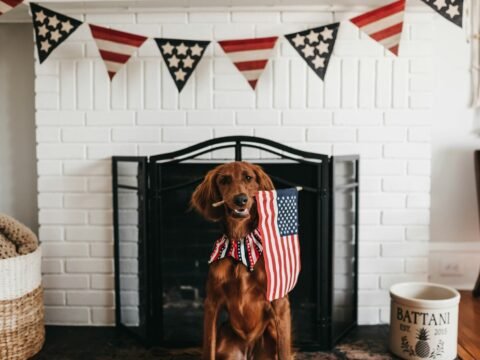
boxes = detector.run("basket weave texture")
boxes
[0,246,44,359]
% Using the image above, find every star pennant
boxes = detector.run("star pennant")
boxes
[89,24,147,80]
[218,36,278,90]
[30,3,83,64]
[420,0,463,27]
[0,0,23,16]
[285,23,339,81]
[351,0,406,56]
[154,38,210,92]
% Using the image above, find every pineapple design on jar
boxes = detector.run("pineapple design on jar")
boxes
[415,328,430,358]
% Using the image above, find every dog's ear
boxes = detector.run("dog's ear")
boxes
[251,164,275,191]
[190,167,223,222]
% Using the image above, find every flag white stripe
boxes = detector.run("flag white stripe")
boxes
[0,2,13,13]
[94,39,138,56]
[225,48,275,63]
[286,235,294,292]
[360,12,404,35]
[259,192,276,301]
[272,192,287,299]
[378,32,402,49]
[240,69,263,81]
[104,60,124,73]
[265,191,281,300]
[293,235,300,288]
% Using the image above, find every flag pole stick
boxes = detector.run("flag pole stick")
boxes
[212,187,303,207]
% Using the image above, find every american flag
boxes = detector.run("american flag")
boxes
[0,0,22,16]
[89,24,147,80]
[257,188,301,302]
[350,0,406,56]
[218,36,278,90]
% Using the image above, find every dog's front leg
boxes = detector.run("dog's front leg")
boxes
[272,296,292,360]
[203,296,220,360]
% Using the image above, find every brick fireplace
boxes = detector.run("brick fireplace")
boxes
[36,4,431,326]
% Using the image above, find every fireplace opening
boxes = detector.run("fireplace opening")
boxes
[112,136,359,350]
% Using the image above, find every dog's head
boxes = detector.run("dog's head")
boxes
[191,161,274,222]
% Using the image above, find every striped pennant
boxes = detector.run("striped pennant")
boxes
[89,24,148,80]
[218,36,278,90]
[0,0,22,16]
[350,0,406,56]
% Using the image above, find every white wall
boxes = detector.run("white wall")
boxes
[428,14,480,287]
[0,24,37,231]
[34,6,434,326]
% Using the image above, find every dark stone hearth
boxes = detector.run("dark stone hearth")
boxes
[33,325,401,359]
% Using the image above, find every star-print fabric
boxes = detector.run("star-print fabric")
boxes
[0,0,23,16]
[30,3,83,64]
[154,38,210,92]
[208,230,263,272]
[285,23,340,81]
[420,0,463,27]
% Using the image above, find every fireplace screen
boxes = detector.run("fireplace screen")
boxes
[112,136,359,350]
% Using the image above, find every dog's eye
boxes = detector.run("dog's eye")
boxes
[245,175,252,181]
[219,176,230,185]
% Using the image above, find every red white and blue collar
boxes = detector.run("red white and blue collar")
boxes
[208,229,263,272]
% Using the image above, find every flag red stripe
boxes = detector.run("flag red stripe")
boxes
[277,224,288,297]
[291,235,299,289]
[265,191,281,300]
[99,49,130,64]
[90,24,147,47]
[369,22,403,41]
[2,0,22,7]
[286,235,294,292]
[389,45,399,55]
[350,0,405,28]
[234,60,268,71]
[258,192,274,301]
[285,235,293,294]
[219,36,278,53]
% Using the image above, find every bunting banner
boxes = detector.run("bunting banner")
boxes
[89,24,148,80]
[350,0,406,56]
[0,0,22,16]
[155,38,210,92]
[218,36,278,90]
[30,3,83,64]
[285,23,340,81]
[420,0,463,28]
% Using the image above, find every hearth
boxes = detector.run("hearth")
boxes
[112,136,359,350]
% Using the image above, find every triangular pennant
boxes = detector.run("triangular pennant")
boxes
[89,24,148,80]
[154,38,210,92]
[0,0,23,16]
[420,0,463,27]
[218,36,278,90]
[30,3,83,64]
[285,23,340,81]
[350,0,406,56]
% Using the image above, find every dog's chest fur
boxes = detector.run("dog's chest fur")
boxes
[208,257,271,340]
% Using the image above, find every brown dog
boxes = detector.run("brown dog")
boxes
[191,161,292,360]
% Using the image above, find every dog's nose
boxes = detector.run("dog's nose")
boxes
[233,193,248,207]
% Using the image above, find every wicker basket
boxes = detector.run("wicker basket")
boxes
[0,246,44,360]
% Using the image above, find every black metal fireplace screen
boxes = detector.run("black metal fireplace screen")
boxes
[112,136,359,351]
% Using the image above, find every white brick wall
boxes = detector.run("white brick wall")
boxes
[35,7,433,326]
